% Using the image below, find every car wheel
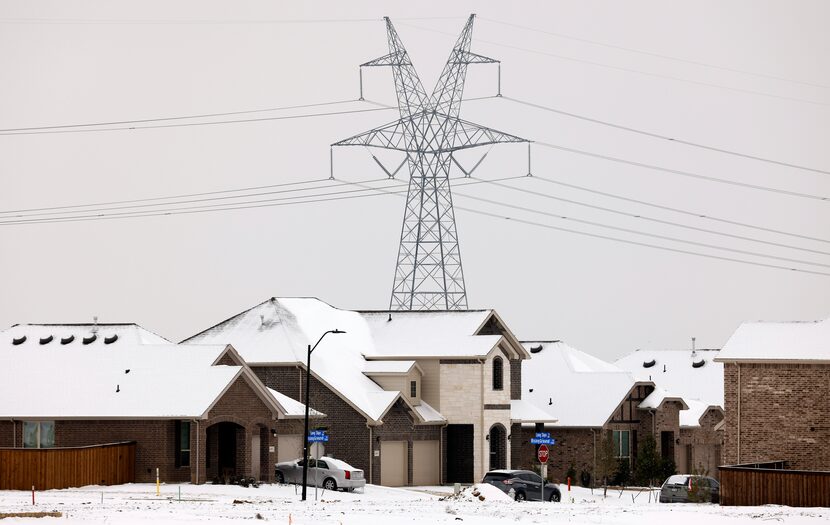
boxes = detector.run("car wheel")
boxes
[323,478,338,491]
[549,490,561,502]
[515,491,526,502]
[276,472,285,484]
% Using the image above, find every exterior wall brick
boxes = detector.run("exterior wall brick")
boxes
[510,359,522,400]
[722,362,830,471]
[511,425,596,484]
[678,409,724,478]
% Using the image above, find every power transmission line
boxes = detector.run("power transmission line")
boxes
[478,17,830,90]
[0,16,464,25]
[0,105,397,136]
[535,141,829,202]
[504,97,830,176]
[531,175,830,245]
[0,99,358,133]
[472,177,830,256]
[340,177,830,278]
[400,22,829,107]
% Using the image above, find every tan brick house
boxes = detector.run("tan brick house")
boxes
[0,323,319,485]
[715,317,830,471]
[183,297,551,486]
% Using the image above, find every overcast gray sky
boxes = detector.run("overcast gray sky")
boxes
[2,0,828,360]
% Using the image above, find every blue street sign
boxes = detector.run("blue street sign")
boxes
[308,430,329,443]
[531,437,556,445]
[534,432,551,439]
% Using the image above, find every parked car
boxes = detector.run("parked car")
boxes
[275,457,365,492]
[659,475,720,503]
[482,469,561,502]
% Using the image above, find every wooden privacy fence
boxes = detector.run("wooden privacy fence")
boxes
[0,441,135,490]
[719,462,830,507]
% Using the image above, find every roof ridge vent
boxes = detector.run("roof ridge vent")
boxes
[12,335,26,345]
[529,344,543,353]
[643,359,656,368]
[60,335,75,345]
[39,335,53,345]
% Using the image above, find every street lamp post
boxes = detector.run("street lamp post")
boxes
[301,329,345,502]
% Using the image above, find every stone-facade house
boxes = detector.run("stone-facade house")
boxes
[183,297,553,486]
[715,317,830,471]
[515,341,724,484]
[0,323,319,485]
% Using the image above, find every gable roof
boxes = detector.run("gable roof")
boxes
[614,348,724,421]
[521,341,637,427]
[716,317,830,363]
[0,325,312,420]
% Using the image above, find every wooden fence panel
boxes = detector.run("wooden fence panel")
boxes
[0,442,135,490]
[720,464,830,507]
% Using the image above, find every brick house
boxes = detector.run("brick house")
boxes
[514,341,724,484]
[715,317,830,471]
[183,297,552,486]
[0,323,320,485]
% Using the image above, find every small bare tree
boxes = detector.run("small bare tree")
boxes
[595,430,618,497]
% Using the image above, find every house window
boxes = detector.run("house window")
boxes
[613,430,630,458]
[23,421,54,448]
[492,357,504,391]
[175,421,191,467]
[410,380,417,398]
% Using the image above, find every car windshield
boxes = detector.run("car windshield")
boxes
[664,475,689,486]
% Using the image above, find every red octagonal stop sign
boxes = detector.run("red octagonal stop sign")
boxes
[537,444,549,463]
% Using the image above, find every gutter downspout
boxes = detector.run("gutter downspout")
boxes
[737,363,741,463]
[591,428,596,488]
[439,422,448,484]
[192,419,200,484]
[367,422,373,485]
[480,359,486,478]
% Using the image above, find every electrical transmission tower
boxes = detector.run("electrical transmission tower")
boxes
[333,14,528,310]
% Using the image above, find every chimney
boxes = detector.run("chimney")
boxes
[92,316,99,334]
[691,337,696,356]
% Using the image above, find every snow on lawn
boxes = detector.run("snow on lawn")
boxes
[0,483,826,524]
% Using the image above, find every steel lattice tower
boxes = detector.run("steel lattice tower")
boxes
[333,14,528,310]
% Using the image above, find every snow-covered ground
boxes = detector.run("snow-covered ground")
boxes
[0,483,826,524]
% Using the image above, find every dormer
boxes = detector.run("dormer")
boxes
[363,360,424,406]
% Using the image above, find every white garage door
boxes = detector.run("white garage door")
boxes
[278,435,303,463]
[380,440,407,487]
[412,440,440,486]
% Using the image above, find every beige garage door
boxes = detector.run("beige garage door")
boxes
[412,440,440,486]
[278,435,303,463]
[380,440,407,487]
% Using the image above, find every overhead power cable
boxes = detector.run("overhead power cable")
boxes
[0,105,397,136]
[478,17,830,90]
[535,141,829,202]
[0,16,463,25]
[340,178,830,278]
[503,96,830,176]
[531,175,830,245]
[0,99,357,133]
[472,177,830,257]
[400,22,829,107]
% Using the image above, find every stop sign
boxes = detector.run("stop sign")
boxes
[537,444,549,463]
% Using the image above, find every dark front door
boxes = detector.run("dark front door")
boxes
[446,424,474,483]
[661,431,675,462]
[218,423,238,476]
[489,424,506,471]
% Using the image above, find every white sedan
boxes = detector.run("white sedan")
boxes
[275,457,366,492]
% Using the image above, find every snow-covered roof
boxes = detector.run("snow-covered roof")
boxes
[0,341,258,419]
[521,341,638,427]
[638,387,689,411]
[267,388,325,419]
[614,349,724,422]
[716,317,830,363]
[362,360,420,375]
[360,310,517,359]
[510,399,557,423]
[680,398,722,428]
[4,323,171,347]
[413,401,446,424]
[185,298,406,423]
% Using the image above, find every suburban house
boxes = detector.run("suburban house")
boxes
[516,341,724,483]
[615,347,725,477]
[183,297,554,486]
[0,323,320,486]
[715,317,829,471]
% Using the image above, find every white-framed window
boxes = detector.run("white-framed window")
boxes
[492,356,504,391]
[612,430,630,458]
[23,421,55,448]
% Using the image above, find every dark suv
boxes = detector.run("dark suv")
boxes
[482,469,561,502]
[659,475,720,503]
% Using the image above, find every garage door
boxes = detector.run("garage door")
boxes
[380,440,407,487]
[278,435,303,463]
[412,440,440,486]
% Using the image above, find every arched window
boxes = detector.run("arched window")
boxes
[492,356,504,391]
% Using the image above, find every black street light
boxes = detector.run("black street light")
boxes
[301,329,345,501]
